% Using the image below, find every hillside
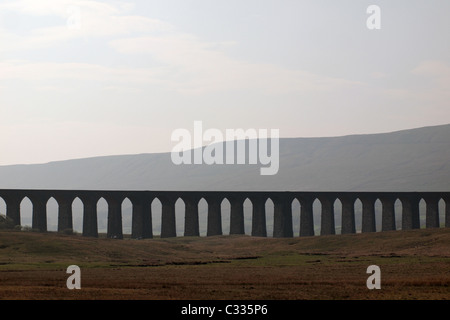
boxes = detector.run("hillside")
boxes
[0,123,449,192]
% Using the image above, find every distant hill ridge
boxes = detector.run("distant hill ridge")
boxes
[0,123,449,192]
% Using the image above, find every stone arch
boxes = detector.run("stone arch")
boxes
[444,196,450,228]
[243,197,253,235]
[439,197,445,228]
[354,198,363,233]
[221,197,231,235]
[374,198,382,232]
[121,197,133,236]
[291,198,300,237]
[198,197,208,237]
[96,197,108,236]
[394,198,402,230]
[312,197,321,235]
[175,197,186,237]
[0,194,21,227]
[0,195,20,229]
[151,197,162,237]
[46,196,58,232]
[265,197,274,237]
[0,196,5,213]
[0,196,6,220]
[334,197,343,235]
[418,197,426,228]
[71,197,83,234]
[20,196,33,229]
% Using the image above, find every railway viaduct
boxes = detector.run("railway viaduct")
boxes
[0,189,449,238]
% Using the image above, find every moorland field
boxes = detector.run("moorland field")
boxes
[0,228,449,300]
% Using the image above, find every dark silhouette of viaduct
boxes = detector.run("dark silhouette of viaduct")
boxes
[0,189,449,239]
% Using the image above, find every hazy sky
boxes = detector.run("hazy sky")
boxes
[1,0,449,165]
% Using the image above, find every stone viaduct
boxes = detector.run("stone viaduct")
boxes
[0,189,449,239]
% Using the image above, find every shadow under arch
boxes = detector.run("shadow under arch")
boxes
[205,195,222,237]
[398,195,420,230]
[355,195,377,233]
[379,195,398,232]
[294,195,316,237]
[247,194,267,237]
[158,194,178,238]
[97,194,124,239]
[26,194,49,232]
[129,194,153,239]
[182,195,200,237]
[76,194,100,238]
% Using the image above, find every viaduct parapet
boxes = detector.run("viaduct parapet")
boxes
[0,190,449,238]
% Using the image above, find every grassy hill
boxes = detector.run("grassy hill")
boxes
[0,123,449,192]
[0,227,449,300]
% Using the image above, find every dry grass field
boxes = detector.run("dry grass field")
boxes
[0,228,449,300]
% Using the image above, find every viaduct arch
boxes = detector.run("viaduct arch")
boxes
[0,190,448,238]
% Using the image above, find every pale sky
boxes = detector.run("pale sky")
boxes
[0,0,449,165]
